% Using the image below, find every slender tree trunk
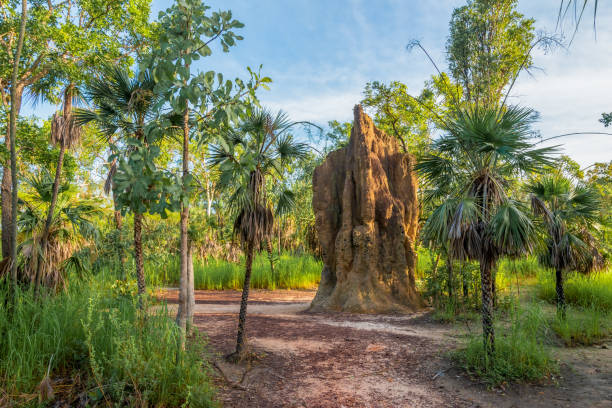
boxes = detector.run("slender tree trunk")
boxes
[491,267,497,309]
[5,0,26,284]
[177,105,190,332]
[462,262,468,299]
[555,268,566,318]
[265,239,275,278]
[114,206,125,280]
[133,212,145,308]
[233,240,254,358]
[480,258,495,359]
[446,256,453,301]
[35,86,73,295]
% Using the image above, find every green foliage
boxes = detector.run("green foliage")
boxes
[0,278,215,407]
[361,80,436,154]
[147,252,322,290]
[446,0,535,106]
[453,305,559,386]
[537,268,612,312]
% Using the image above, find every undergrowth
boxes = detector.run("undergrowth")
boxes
[0,278,216,407]
[452,305,559,387]
[537,268,612,312]
[145,252,322,290]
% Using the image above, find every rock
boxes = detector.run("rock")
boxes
[310,105,422,313]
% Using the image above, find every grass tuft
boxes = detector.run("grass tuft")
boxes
[453,305,559,386]
[537,268,612,312]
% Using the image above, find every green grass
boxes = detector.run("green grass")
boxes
[550,307,612,346]
[147,252,322,290]
[0,279,216,407]
[536,268,612,312]
[453,305,559,386]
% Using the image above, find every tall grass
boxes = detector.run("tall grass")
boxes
[453,305,559,386]
[0,279,215,407]
[537,267,612,312]
[146,252,322,290]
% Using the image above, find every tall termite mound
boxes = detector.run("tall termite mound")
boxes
[310,105,422,313]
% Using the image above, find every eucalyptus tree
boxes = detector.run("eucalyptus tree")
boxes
[209,109,308,361]
[74,65,161,304]
[417,105,556,358]
[446,0,535,107]
[527,175,600,317]
[0,0,153,260]
[142,0,270,332]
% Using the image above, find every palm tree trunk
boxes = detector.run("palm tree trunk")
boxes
[480,258,495,359]
[234,240,254,358]
[35,86,73,295]
[462,262,469,299]
[491,267,497,309]
[177,105,191,333]
[133,212,145,308]
[555,268,566,318]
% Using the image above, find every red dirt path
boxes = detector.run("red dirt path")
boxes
[160,289,612,408]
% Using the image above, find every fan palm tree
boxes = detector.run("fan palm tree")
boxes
[209,108,309,361]
[527,174,600,317]
[74,65,157,304]
[34,84,83,294]
[417,105,556,358]
[19,171,101,291]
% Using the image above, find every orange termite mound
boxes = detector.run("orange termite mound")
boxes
[310,105,423,313]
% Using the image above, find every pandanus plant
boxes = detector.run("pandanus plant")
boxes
[527,174,600,317]
[417,105,556,358]
[209,108,309,361]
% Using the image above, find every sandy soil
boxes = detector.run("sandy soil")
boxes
[161,289,612,408]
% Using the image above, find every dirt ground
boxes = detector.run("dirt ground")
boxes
[161,289,612,408]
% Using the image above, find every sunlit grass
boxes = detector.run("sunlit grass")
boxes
[536,267,612,312]
[146,252,322,290]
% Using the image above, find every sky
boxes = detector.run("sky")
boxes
[25,0,612,168]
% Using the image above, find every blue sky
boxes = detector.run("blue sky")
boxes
[26,0,612,167]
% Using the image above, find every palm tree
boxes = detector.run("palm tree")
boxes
[35,85,82,295]
[74,65,157,305]
[527,174,600,317]
[417,105,556,358]
[19,171,101,291]
[209,109,309,361]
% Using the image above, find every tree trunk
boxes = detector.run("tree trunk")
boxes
[113,207,125,280]
[2,127,14,261]
[446,256,453,301]
[5,0,26,287]
[35,86,73,295]
[491,267,497,309]
[480,258,495,359]
[555,268,566,318]
[133,212,145,308]
[177,105,190,332]
[265,239,276,278]
[462,262,468,299]
[233,240,254,358]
